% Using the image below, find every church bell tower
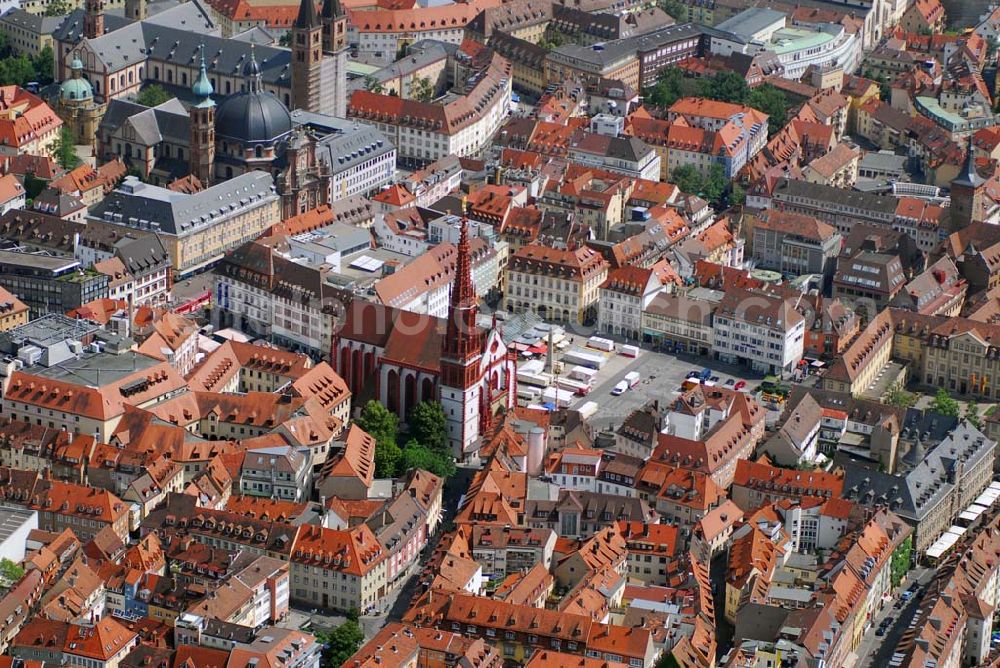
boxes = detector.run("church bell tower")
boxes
[189,45,215,187]
[439,218,485,461]
[291,0,322,113]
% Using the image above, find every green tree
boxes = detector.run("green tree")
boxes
[656,653,682,668]
[730,182,746,206]
[0,558,23,584]
[23,173,48,199]
[890,535,912,587]
[33,45,53,85]
[0,55,38,86]
[52,126,80,170]
[323,619,364,667]
[746,84,788,138]
[885,387,917,408]
[362,74,384,94]
[410,76,435,102]
[644,66,701,108]
[657,0,685,19]
[929,388,960,418]
[701,163,727,207]
[356,400,401,478]
[279,32,292,47]
[43,0,73,16]
[399,439,456,478]
[537,30,565,50]
[967,404,983,430]
[135,83,173,108]
[671,164,703,194]
[408,401,448,454]
[702,70,748,104]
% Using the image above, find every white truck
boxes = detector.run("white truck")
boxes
[624,371,641,388]
[562,348,608,369]
[570,365,599,383]
[577,401,599,420]
[542,386,574,408]
[587,336,616,352]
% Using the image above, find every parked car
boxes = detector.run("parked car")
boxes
[875,627,886,637]
[734,380,747,391]
[724,378,735,386]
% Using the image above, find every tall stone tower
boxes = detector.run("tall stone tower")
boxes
[439,217,486,461]
[189,46,216,187]
[291,0,322,113]
[125,0,146,21]
[950,142,986,231]
[84,0,104,39]
[321,0,347,52]
[321,0,348,117]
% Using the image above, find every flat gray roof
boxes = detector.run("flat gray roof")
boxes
[32,350,161,387]
[0,314,100,350]
[0,507,35,543]
[0,249,79,272]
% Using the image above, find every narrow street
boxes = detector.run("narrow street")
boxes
[856,567,933,667]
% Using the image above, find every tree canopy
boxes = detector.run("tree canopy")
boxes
[670,163,730,208]
[0,35,53,87]
[136,84,173,108]
[408,401,448,454]
[319,619,364,667]
[644,68,789,137]
[356,400,401,478]
[656,0,685,19]
[0,558,24,584]
[399,439,456,478]
[929,388,960,418]
[746,84,787,137]
[52,126,81,170]
[410,76,435,102]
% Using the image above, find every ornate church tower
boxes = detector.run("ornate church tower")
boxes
[291,0,322,113]
[84,0,104,39]
[440,218,486,461]
[189,46,215,187]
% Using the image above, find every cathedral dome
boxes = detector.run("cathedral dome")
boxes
[215,53,291,144]
[60,59,93,102]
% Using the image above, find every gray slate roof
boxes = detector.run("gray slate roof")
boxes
[91,172,277,237]
[73,1,291,89]
[290,110,395,176]
[114,235,170,276]
[841,421,995,522]
[772,178,898,215]
[0,8,66,36]
[100,98,190,145]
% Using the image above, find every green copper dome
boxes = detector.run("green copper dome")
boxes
[60,59,93,102]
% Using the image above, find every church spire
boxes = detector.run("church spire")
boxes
[955,137,985,188]
[192,44,215,106]
[295,0,319,29]
[321,0,343,18]
[442,216,483,372]
[451,216,477,311]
